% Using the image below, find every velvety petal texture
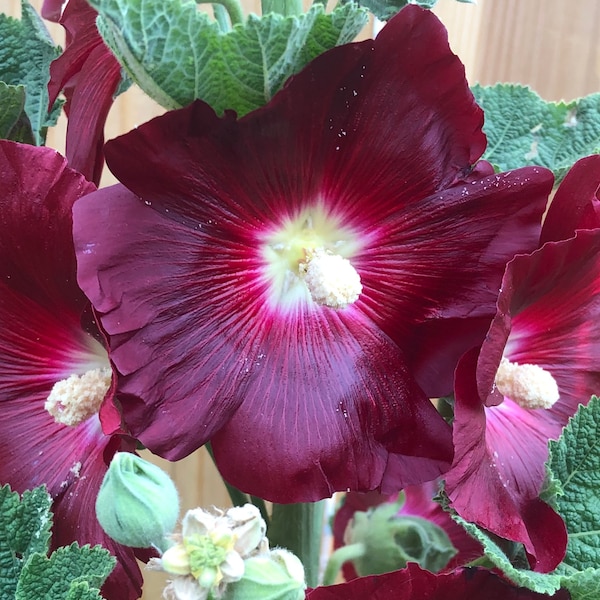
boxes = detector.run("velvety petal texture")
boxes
[541,154,600,244]
[47,0,122,185]
[305,563,571,600]
[74,7,551,502]
[0,141,144,600]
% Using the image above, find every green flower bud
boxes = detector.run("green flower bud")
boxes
[345,502,457,576]
[96,452,179,550]
[223,549,306,600]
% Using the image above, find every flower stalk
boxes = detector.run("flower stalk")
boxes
[268,502,326,588]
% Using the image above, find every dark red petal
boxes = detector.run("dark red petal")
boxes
[405,316,492,398]
[210,309,453,501]
[541,155,600,244]
[0,142,143,598]
[41,0,65,20]
[305,562,570,599]
[104,7,485,210]
[0,141,95,312]
[446,349,567,572]
[47,0,122,184]
[61,44,122,185]
[74,185,453,501]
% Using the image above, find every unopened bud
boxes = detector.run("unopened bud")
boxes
[223,548,306,600]
[344,501,456,575]
[96,452,179,550]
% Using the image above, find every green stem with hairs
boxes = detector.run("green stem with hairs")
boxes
[268,501,325,587]
[197,0,244,26]
[322,543,366,586]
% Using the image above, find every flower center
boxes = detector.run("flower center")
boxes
[186,530,236,587]
[494,357,559,409]
[45,367,112,426]
[262,206,362,310]
[299,248,362,309]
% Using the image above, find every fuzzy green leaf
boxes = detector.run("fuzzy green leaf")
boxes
[0,0,62,143]
[90,0,368,115]
[452,516,563,595]
[473,84,600,182]
[548,397,600,573]
[15,544,115,600]
[0,82,35,143]
[0,485,53,599]
[559,568,600,600]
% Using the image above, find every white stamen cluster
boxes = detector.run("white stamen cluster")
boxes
[300,248,362,309]
[495,357,559,409]
[45,367,112,426]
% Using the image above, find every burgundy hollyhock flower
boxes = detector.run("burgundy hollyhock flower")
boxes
[73,6,553,502]
[445,156,600,572]
[0,140,145,600]
[45,0,122,185]
[305,562,571,600]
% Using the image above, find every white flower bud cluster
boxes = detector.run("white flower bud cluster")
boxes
[150,504,269,600]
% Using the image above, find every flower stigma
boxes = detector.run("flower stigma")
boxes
[186,529,236,588]
[494,357,559,409]
[299,248,362,309]
[262,205,362,310]
[45,367,112,426]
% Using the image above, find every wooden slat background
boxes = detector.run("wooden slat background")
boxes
[0,0,598,597]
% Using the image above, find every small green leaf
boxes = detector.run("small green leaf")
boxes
[548,396,600,573]
[473,84,600,182]
[90,0,368,115]
[452,516,563,595]
[64,581,106,600]
[0,82,35,143]
[0,0,62,143]
[0,484,53,599]
[15,544,116,600]
[559,568,600,600]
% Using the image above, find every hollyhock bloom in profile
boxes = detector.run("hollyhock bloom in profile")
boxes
[73,6,553,502]
[446,155,600,573]
[45,0,123,185]
[0,141,145,600]
[332,482,482,581]
[305,562,570,600]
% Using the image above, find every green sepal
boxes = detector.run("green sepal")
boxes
[473,84,600,182]
[0,484,53,598]
[15,544,115,600]
[0,0,62,144]
[346,498,456,576]
[90,0,368,116]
